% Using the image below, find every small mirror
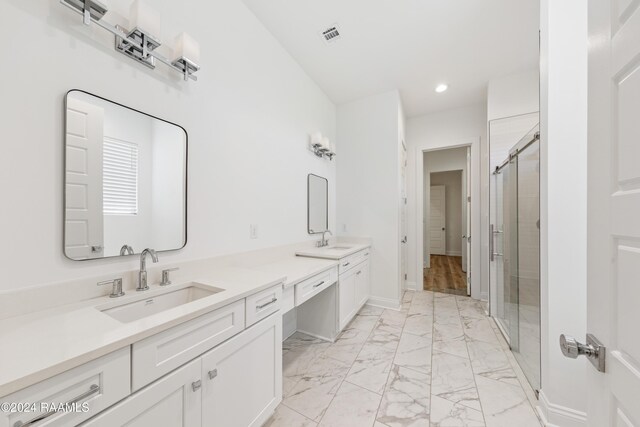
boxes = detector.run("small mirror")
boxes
[307,174,328,234]
[64,90,187,260]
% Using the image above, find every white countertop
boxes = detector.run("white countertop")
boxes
[248,256,338,288]
[0,266,288,398]
[295,243,370,260]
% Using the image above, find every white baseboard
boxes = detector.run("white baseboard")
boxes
[480,291,488,301]
[404,281,417,291]
[366,296,401,310]
[537,390,586,427]
[446,250,462,256]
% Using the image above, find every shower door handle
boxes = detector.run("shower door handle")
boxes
[489,224,496,262]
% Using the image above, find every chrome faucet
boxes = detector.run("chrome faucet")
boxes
[137,248,158,291]
[317,230,332,248]
[119,244,134,256]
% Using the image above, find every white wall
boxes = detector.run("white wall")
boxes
[538,0,588,424]
[487,69,540,121]
[423,148,467,262]
[406,104,486,299]
[0,0,336,291]
[430,171,463,256]
[336,91,403,308]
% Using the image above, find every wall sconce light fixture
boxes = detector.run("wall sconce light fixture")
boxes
[61,0,201,81]
[309,132,336,160]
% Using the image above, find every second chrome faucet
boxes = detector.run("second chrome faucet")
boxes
[137,248,159,291]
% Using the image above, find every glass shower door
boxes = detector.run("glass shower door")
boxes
[511,134,540,391]
[491,126,540,392]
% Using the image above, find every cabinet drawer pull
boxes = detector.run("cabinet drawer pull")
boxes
[256,298,278,310]
[13,384,100,427]
[356,271,362,275]
[343,262,350,267]
[192,380,202,392]
[208,369,218,380]
[364,253,369,256]
[313,280,325,288]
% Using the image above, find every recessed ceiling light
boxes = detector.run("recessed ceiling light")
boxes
[435,84,448,93]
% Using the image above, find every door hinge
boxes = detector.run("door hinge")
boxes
[404,274,407,280]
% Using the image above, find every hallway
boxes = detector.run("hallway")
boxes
[267,290,541,426]
[424,255,468,296]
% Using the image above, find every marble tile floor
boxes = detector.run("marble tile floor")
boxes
[266,290,542,427]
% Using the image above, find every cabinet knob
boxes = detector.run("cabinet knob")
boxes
[208,369,218,380]
[192,380,202,391]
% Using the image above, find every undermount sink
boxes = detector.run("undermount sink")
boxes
[99,283,223,323]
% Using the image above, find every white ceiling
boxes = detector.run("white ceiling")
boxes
[241,0,540,117]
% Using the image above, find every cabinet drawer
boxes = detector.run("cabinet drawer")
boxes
[131,299,245,391]
[338,249,370,274]
[281,286,295,313]
[1,347,130,427]
[295,268,337,306]
[245,285,282,327]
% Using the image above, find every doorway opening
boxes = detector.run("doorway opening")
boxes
[419,145,473,296]
[424,170,467,295]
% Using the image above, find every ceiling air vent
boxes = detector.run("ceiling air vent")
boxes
[320,25,341,44]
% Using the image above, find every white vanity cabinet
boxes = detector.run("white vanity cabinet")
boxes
[338,250,370,330]
[77,284,282,427]
[201,312,282,427]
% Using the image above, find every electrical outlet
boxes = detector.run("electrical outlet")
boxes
[250,224,258,239]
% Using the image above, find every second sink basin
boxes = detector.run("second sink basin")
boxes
[99,282,223,323]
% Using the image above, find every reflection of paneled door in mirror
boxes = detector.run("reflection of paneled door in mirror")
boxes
[65,98,105,260]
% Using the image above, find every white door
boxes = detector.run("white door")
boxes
[202,314,282,427]
[64,97,104,259]
[400,142,408,288]
[430,185,446,255]
[82,358,202,427]
[584,1,640,425]
[465,147,472,294]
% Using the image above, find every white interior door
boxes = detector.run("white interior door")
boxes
[465,147,471,294]
[585,1,640,425]
[400,143,408,288]
[65,98,104,259]
[429,185,446,256]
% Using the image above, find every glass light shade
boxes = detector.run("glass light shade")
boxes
[310,131,323,146]
[173,32,200,64]
[129,0,161,41]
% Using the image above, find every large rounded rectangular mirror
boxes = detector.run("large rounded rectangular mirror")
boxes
[64,90,187,260]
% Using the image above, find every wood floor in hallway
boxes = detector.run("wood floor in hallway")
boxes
[424,255,468,295]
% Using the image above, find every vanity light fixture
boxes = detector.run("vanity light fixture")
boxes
[435,83,449,93]
[60,0,201,81]
[309,132,336,160]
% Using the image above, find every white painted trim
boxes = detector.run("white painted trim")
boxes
[446,250,462,256]
[404,281,417,291]
[537,390,586,427]
[415,137,482,300]
[480,291,488,302]
[365,297,401,310]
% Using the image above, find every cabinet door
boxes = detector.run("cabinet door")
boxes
[202,314,282,427]
[355,260,370,308]
[80,358,201,427]
[339,268,357,330]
